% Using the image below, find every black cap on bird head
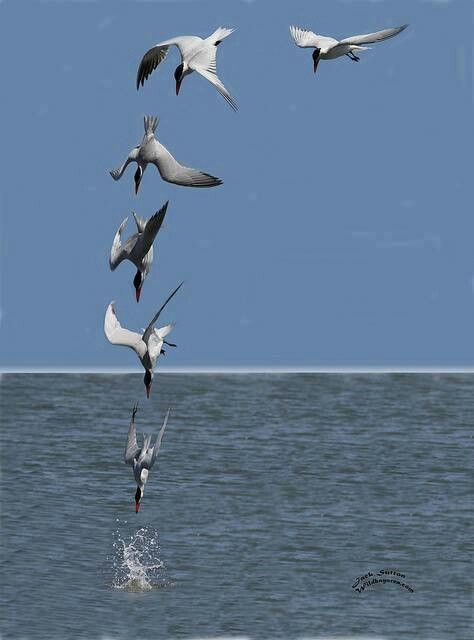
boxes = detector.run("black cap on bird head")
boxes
[144,370,152,398]
[133,270,143,302]
[135,486,141,513]
[174,63,184,95]
[134,166,143,195]
[312,48,321,73]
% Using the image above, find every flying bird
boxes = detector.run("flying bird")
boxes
[124,403,171,513]
[104,282,183,397]
[110,115,222,193]
[289,24,408,73]
[110,201,169,302]
[137,26,237,111]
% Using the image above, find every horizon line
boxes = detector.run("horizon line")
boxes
[2,365,474,374]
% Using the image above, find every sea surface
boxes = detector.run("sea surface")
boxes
[0,373,472,639]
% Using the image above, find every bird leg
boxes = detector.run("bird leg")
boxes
[346,52,360,62]
[163,340,177,348]
[132,402,139,421]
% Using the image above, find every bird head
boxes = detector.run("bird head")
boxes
[134,486,143,513]
[312,48,321,73]
[174,63,185,95]
[133,270,144,302]
[144,369,153,398]
[134,166,143,195]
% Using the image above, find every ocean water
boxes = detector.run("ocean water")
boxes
[0,373,472,639]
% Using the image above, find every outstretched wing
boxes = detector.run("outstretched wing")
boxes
[141,201,169,256]
[151,408,171,467]
[137,45,170,89]
[110,217,137,270]
[149,140,223,187]
[104,302,146,357]
[124,404,140,465]
[190,46,238,111]
[136,36,203,89]
[142,282,183,345]
[289,25,338,50]
[340,24,408,46]
[110,147,139,181]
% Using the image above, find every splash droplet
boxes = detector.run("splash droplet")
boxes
[111,525,166,591]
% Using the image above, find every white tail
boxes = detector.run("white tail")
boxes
[207,26,235,46]
[155,323,174,339]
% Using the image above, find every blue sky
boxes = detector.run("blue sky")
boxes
[0,0,472,368]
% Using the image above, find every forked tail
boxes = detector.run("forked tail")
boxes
[143,115,158,135]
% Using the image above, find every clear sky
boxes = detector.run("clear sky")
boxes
[0,0,472,369]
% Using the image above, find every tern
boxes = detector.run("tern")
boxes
[289,23,408,73]
[110,115,222,193]
[104,282,183,397]
[124,403,171,513]
[110,201,169,302]
[137,26,237,111]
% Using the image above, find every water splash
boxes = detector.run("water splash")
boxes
[110,525,167,591]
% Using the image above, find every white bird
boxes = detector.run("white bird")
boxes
[110,115,222,193]
[124,403,171,513]
[110,201,169,303]
[137,26,237,111]
[289,23,408,73]
[104,282,183,397]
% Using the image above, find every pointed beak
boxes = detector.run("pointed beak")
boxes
[313,58,320,73]
[134,180,140,195]
[135,286,141,303]
[146,384,151,399]
[135,501,140,513]
[175,79,182,95]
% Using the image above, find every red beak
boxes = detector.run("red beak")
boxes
[175,79,181,95]
[135,287,141,303]
[135,501,140,513]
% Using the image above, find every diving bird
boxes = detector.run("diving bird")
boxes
[136,27,237,111]
[124,403,171,513]
[289,23,408,73]
[110,115,222,193]
[109,201,169,302]
[104,282,182,398]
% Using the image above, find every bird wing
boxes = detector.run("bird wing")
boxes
[136,36,203,89]
[141,201,169,256]
[339,24,408,46]
[109,217,128,270]
[124,404,141,465]
[189,46,238,111]
[151,408,171,467]
[289,25,338,49]
[142,282,183,345]
[104,302,146,358]
[110,147,139,181]
[149,139,222,187]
